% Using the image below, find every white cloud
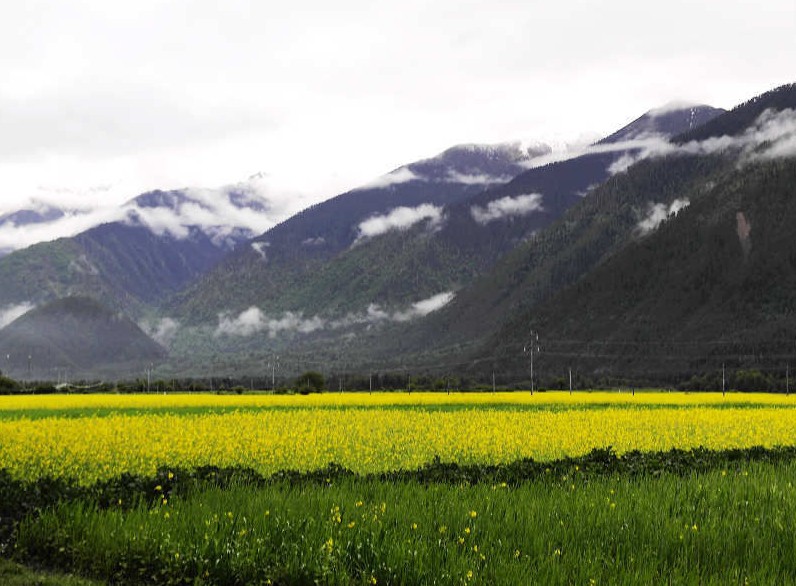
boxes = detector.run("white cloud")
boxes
[0,302,35,329]
[611,108,796,174]
[251,242,269,260]
[0,172,315,254]
[470,193,544,224]
[215,307,325,338]
[356,204,443,241]
[648,101,704,117]
[0,206,126,252]
[139,317,180,347]
[357,167,421,190]
[637,198,690,234]
[214,291,455,337]
[392,292,456,322]
[331,292,455,326]
[445,170,514,185]
[523,135,673,172]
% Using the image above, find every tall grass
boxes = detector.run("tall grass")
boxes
[16,461,796,585]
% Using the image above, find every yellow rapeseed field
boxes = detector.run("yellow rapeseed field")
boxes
[1,392,796,484]
[0,390,794,412]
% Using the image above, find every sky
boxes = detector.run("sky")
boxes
[1,0,794,222]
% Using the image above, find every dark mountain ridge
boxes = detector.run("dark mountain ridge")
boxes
[462,83,796,383]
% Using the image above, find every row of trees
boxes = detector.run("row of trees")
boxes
[0,367,793,395]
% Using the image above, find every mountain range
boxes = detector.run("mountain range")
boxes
[2,83,795,385]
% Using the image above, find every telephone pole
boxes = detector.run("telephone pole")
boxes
[270,355,279,391]
[524,331,540,394]
[722,363,726,396]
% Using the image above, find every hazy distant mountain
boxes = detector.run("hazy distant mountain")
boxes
[0,205,66,228]
[0,205,67,256]
[0,179,289,316]
[0,172,303,256]
[0,296,166,379]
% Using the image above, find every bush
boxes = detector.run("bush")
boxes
[295,371,325,393]
[0,374,20,393]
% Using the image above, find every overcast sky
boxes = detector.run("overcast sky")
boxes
[1,0,794,217]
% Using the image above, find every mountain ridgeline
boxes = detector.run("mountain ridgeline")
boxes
[3,82,796,383]
[172,104,723,330]
[261,84,795,386]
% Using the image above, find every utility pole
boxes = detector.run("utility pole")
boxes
[524,331,540,394]
[492,371,496,393]
[369,373,372,394]
[569,368,572,395]
[722,363,726,396]
[271,355,279,391]
[787,363,790,396]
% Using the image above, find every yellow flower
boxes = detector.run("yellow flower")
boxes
[469,510,477,518]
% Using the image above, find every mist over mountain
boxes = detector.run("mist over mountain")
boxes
[0,172,319,318]
[0,173,310,255]
[171,142,545,323]
[0,205,68,256]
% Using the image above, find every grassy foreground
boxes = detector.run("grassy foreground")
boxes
[7,452,796,585]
